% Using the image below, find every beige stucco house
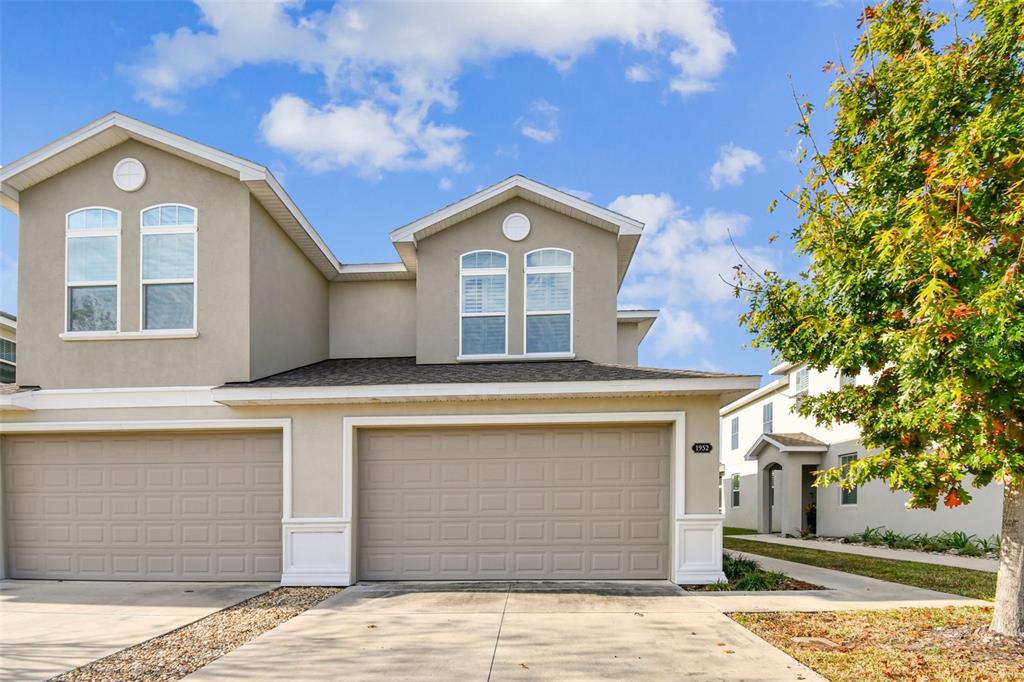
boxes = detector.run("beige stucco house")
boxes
[0,113,759,585]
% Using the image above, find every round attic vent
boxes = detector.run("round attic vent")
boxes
[113,158,146,192]
[502,212,531,241]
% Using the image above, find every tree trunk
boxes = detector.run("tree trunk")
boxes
[992,476,1024,637]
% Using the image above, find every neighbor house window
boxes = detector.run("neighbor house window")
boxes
[794,367,809,396]
[524,249,572,354]
[762,402,773,434]
[840,370,857,388]
[730,417,739,450]
[731,474,740,507]
[0,339,13,383]
[839,453,859,505]
[460,250,507,356]
[66,207,120,332]
[141,204,197,331]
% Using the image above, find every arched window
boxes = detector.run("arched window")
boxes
[66,207,121,333]
[140,204,197,331]
[460,250,507,356]
[524,248,572,354]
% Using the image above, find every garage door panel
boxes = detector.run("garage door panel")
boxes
[357,425,670,580]
[3,432,282,581]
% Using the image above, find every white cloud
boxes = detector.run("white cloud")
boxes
[125,1,735,175]
[648,308,710,355]
[557,186,593,201]
[610,191,776,359]
[625,64,656,82]
[709,143,764,189]
[517,99,560,144]
[438,177,454,191]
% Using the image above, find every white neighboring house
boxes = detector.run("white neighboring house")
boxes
[0,311,14,384]
[720,360,1003,539]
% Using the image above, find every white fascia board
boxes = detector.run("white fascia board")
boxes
[616,309,659,321]
[212,375,761,405]
[769,359,801,376]
[719,376,788,416]
[261,171,341,274]
[388,175,644,243]
[0,112,344,276]
[0,184,18,215]
[743,434,828,461]
[4,385,219,411]
[334,262,414,281]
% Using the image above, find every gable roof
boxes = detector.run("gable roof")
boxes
[743,432,828,461]
[388,175,644,287]
[0,112,342,279]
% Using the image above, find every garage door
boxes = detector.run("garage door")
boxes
[357,424,670,580]
[3,431,282,580]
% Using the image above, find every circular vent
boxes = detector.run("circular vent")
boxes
[502,212,531,241]
[112,158,146,192]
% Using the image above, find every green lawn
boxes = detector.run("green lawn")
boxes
[723,526,758,536]
[723,537,996,601]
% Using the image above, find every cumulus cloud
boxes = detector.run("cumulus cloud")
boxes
[517,99,560,144]
[625,64,656,82]
[125,0,734,176]
[709,143,764,189]
[438,177,454,191]
[610,192,776,358]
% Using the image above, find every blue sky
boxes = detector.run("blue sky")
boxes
[0,1,867,377]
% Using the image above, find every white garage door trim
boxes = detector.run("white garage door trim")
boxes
[287,411,725,586]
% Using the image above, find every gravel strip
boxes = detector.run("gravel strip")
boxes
[51,586,340,682]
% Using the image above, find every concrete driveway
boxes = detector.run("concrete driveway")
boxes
[187,581,822,681]
[0,580,272,682]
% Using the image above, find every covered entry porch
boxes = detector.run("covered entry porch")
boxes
[744,433,827,537]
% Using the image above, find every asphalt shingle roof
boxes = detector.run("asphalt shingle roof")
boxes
[766,432,827,448]
[223,357,749,389]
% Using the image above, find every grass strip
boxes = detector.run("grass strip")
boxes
[724,537,996,600]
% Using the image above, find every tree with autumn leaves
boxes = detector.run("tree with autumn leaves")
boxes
[737,0,1023,636]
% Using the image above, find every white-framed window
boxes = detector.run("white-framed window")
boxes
[762,401,773,434]
[0,338,14,384]
[794,367,809,396]
[839,370,857,388]
[140,204,197,332]
[459,250,507,356]
[524,248,573,355]
[839,453,859,505]
[731,474,741,507]
[65,207,121,333]
[730,417,739,450]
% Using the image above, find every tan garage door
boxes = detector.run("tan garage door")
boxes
[3,431,282,580]
[357,424,670,580]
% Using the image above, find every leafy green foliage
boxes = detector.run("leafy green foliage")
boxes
[737,0,1024,509]
[843,525,1001,554]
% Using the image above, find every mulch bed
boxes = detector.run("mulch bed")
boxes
[52,586,340,682]
[682,576,824,592]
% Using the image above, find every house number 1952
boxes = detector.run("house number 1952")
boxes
[691,442,713,453]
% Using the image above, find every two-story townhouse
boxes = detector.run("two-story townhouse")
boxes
[0,113,760,586]
[720,360,1003,539]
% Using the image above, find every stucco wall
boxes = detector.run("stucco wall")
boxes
[2,394,724,519]
[249,197,329,380]
[414,197,619,364]
[616,322,639,366]
[15,139,252,388]
[329,280,416,358]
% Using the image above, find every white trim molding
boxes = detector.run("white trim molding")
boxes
[1,385,218,411]
[674,514,726,584]
[281,519,351,586]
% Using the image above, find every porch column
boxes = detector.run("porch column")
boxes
[756,466,772,534]
[779,463,804,537]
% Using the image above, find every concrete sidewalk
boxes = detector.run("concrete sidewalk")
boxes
[695,551,990,613]
[187,581,824,681]
[734,534,999,572]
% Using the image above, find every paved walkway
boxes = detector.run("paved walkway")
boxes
[704,551,990,612]
[0,580,272,682]
[187,581,824,681]
[734,534,999,572]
